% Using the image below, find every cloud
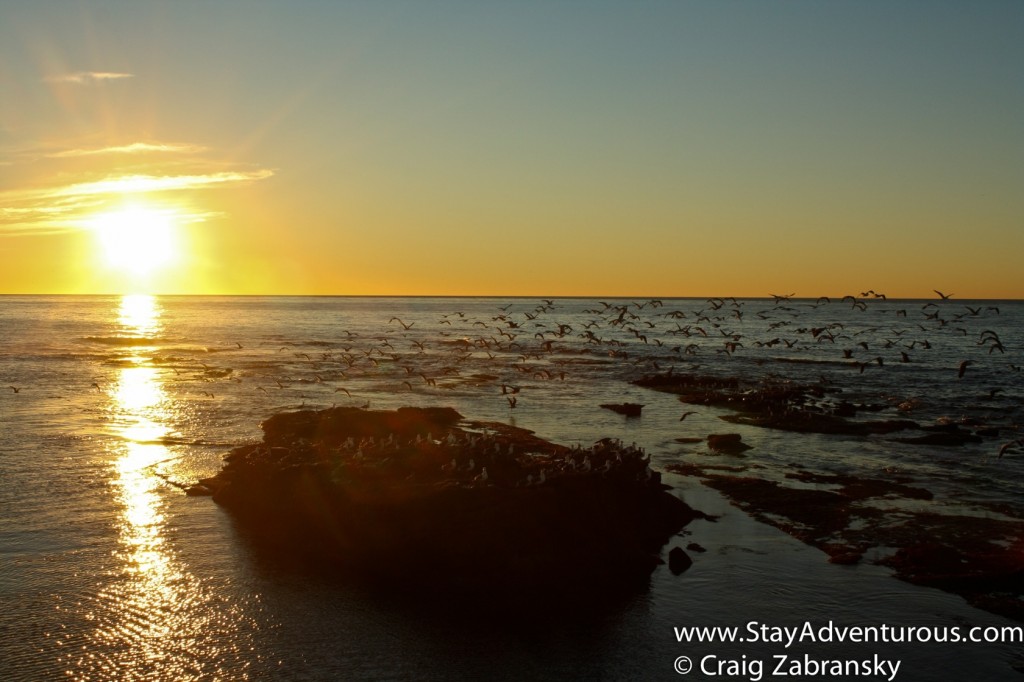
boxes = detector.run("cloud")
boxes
[49,170,275,197]
[0,169,274,235]
[47,142,208,158]
[0,196,107,235]
[45,71,135,85]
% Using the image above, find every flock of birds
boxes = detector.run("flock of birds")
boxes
[318,429,661,489]
[6,291,1022,460]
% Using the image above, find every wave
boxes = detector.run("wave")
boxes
[82,335,164,346]
[766,356,855,367]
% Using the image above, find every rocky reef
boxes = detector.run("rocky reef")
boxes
[634,371,998,444]
[638,370,1023,621]
[197,406,702,605]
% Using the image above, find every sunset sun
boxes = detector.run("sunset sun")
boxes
[89,205,181,277]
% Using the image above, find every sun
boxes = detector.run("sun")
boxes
[89,205,181,277]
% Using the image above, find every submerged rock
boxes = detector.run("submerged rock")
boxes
[667,462,1024,622]
[600,402,645,417]
[635,370,929,438]
[203,406,704,604]
[707,433,751,454]
[668,547,693,574]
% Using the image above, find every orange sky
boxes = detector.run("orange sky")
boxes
[1,2,1022,298]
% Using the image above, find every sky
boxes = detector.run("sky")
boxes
[1,0,1022,298]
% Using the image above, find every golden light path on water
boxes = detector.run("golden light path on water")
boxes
[71,295,250,680]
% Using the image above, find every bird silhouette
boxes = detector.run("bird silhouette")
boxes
[934,290,953,300]
[997,439,1023,459]
[679,411,697,421]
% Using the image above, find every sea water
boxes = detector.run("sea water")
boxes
[1,295,1022,680]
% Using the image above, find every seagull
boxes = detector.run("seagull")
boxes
[679,411,697,421]
[8,385,19,393]
[958,360,971,378]
[934,290,953,300]
[997,439,1023,459]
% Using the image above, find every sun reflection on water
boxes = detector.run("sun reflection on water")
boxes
[118,293,163,337]
[80,295,250,679]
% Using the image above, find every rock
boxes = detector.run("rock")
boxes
[668,547,693,574]
[201,406,706,606]
[707,433,751,454]
[827,550,863,565]
[891,431,982,446]
[834,401,857,417]
[600,403,644,417]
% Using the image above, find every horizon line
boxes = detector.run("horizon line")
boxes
[2,292,1022,302]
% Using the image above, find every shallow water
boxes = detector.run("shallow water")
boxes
[1,295,1022,680]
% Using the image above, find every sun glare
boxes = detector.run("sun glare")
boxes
[90,206,181,277]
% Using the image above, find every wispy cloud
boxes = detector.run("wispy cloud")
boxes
[0,169,274,235]
[47,142,208,158]
[49,170,275,197]
[1,196,108,235]
[44,71,134,85]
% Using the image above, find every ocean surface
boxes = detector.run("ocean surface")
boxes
[1,294,1022,680]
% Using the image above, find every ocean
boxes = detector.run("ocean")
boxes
[1,294,1022,680]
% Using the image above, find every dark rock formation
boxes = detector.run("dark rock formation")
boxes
[668,547,693,574]
[891,425,983,446]
[635,370,928,438]
[707,433,751,454]
[600,402,644,417]
[203,406,704,605]
[667,463,1023,622]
